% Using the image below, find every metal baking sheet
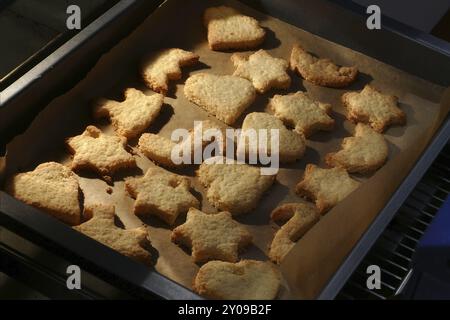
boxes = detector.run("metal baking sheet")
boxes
[0,0,450,300]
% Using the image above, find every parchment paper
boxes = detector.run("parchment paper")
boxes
[1,0,449,299]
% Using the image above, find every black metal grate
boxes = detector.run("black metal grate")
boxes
[338,144,450,300]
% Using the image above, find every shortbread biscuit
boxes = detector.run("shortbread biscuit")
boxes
[193,260,281,300]
[171,208,252,263]
[342,85,406,132]
[231,50,291,93]
[94,88,164,139]
[239,112,306,163]
[67,126,136,177]
[6,162,82,226]
[295,164,360,214]
[138,121,226,167]
[290,44,358,88]
[269,91,334,137]
[141,48,199,94]
[326,123,388,173]
[204,6,265,51]
[268,203,320,264]
[138,133,178,167]
[184,73,256,125]
[125,166,199,225]
[197,157,275,215]
[74,204,151,265]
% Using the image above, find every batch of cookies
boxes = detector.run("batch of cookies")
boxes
[4,6,407,300]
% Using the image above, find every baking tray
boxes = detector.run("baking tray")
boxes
[1,0,449,299]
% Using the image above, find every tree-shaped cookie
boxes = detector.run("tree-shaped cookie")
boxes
[6,162,82,225]
[268,203,320,264]
[290,44,358,87]
[141,48,199,95]
[326,123,388,173]
[94,88,164,139]
[66,126,136,178]
[231,50,291,93]
[171,208,252,263]
[269,91,334,137]
[295,164,360,214]
[342,85,406,132]
[74,204,152,265]
[125,166,199,225]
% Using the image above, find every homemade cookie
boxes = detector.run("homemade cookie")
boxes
[239,112,306,163]
[193,260,281,300]
[141,48,199,94]
[269,91,334,137]
[295,164,360,214]
[197,157,275,215]
[342,85,406,132]
[5,162,82,226]
[184,73,256,125]
[138,133,178,167]
[171,208,252,263]
[74,204,151,265]
[94,88,164,139]
[290,44,358,88]
[204,6,266,51]
[125,166,199,225]
[66,126,136,177]
[268,203,320,264]
[138,120,226,167]
[231,50,291,93]
[326,123,388,173]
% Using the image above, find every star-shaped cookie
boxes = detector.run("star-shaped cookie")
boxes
[94,88,164,139]
[239,112,306,163]
[197,157,276,215]
[203,6,266,51]
[326,123,389,173]
[290,44,358,87]
[74,204,152,265]
[6,162,82,226]
[269,91,334,137]
[231,50,291,93]
[66,126,136,177]
[193,260,281,300]
[141,48,199,95]
[125,166,199,225]
[171,208,252,263]
[342,85,406,132]
[268,203,320,264]
[184,73,256,125]
[295,164,360,214]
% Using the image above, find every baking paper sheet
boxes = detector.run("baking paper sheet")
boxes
[1,0,449,299]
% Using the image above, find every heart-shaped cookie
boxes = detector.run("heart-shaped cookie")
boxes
[203,6,266,51]
[193,260,281,299]
[184,73,256,125]
[6,162,82,225]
